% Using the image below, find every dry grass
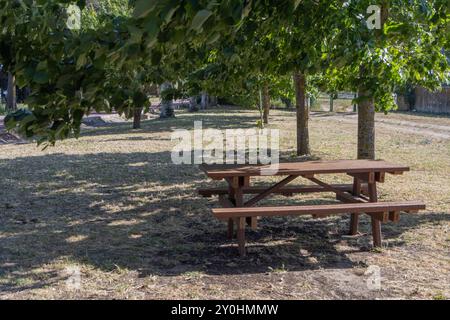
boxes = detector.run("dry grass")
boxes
[0,107,449,300]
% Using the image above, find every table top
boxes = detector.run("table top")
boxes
[200,160,409,179]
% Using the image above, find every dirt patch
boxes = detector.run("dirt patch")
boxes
[0,132,26,145]
[312,112,450,140]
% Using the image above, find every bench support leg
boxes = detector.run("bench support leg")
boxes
[371,217,382,247]
[237,217,246,257]
[227,218,234,239]
[368,181,382,247]
[349,178,361,235]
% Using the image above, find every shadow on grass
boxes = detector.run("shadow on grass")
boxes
[0,133,448,293]
[79,109,262,140]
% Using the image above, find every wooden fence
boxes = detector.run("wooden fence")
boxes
[414,86,450,115]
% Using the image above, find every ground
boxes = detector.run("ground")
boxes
[0,108,449,300]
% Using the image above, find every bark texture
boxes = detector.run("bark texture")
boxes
[357,87,375,159]
[262,83,270,124]
[133,107,142,129]
[6,72,16,112]
[293,71,310,156]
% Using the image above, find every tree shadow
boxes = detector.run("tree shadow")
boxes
[1,150,448,293]
[79,110,262,140]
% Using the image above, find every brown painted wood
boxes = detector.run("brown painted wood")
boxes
[306,176,358,203]
[198,184,364,197]
[350,178,361,235]
[371,217,382,247]
[367,181,383,247]
[368,182,378,202]
[244,175,298,207]
[237,217,246,257]
[200,160,409,179]
[227,176,258,230]
[375,172,385,183]
[389,211,400,222]
[347,172,375,183]
[371,212,389,222]
[212,201,425,219]
[219,195,235,238]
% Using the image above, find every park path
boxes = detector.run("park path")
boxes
[312,112,450,140]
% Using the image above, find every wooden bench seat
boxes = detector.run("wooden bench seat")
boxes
[213,201,425,219]
[213,201,425,256]
[199,184,368,198]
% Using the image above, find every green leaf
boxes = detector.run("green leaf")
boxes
[191,10,212,31]
[133,0,157,19]
[293,0,302,11]
[33,70,49,84]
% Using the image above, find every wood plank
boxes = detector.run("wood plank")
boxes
[219,195,236,237]
[375,172,385,183]
[200,160,409,179]
[198,184,364,197]
[347,172,375,183]
[237,217,246,257]
[212,201,426,219]
[371,217,382,247]
[306,176,357,203]
[244,175,298,207]
[349,178,361,235]
[389,211,400,222]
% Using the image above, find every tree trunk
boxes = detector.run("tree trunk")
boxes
[160,82,175,118]
[357,87,375,159]
[200,92,207,110]
[133,107,142,129]
[209,96,218,107]
[6,72,16,112]
[262,83,270,124]
[188,96,198,112]
[356,2,387,160]
[329,94,334,112]
[293,71,310,156]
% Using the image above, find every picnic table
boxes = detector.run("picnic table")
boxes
[199,160,425,256]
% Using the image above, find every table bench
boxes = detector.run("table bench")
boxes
[199,160,426,256]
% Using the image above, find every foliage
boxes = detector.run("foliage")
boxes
[1,0,449,144]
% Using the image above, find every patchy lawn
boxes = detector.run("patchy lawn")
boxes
[0,108,449,300]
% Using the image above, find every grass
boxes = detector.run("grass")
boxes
[0,107,449,299]
[0,103,28,116]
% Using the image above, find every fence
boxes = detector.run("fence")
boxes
[414,86,450,115]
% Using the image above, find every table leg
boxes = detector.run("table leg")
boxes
[227,184,235,239]
[349,177,361,235]
[241,176,258,229]
[226,176,251,255]
[368,181,382,247]
[234,177,248,256]
[227,219,234,240]
[237,217,246,257]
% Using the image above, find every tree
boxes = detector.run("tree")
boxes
[293,71,310,155]
[262,83,270,125]
[1,0,448,151]
[160,82,175,118]
[6,72,16,112]
[324,0,449,159]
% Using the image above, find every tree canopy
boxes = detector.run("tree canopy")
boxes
[1,0,449,147]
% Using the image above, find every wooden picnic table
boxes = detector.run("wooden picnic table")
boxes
[199,160,425,256]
